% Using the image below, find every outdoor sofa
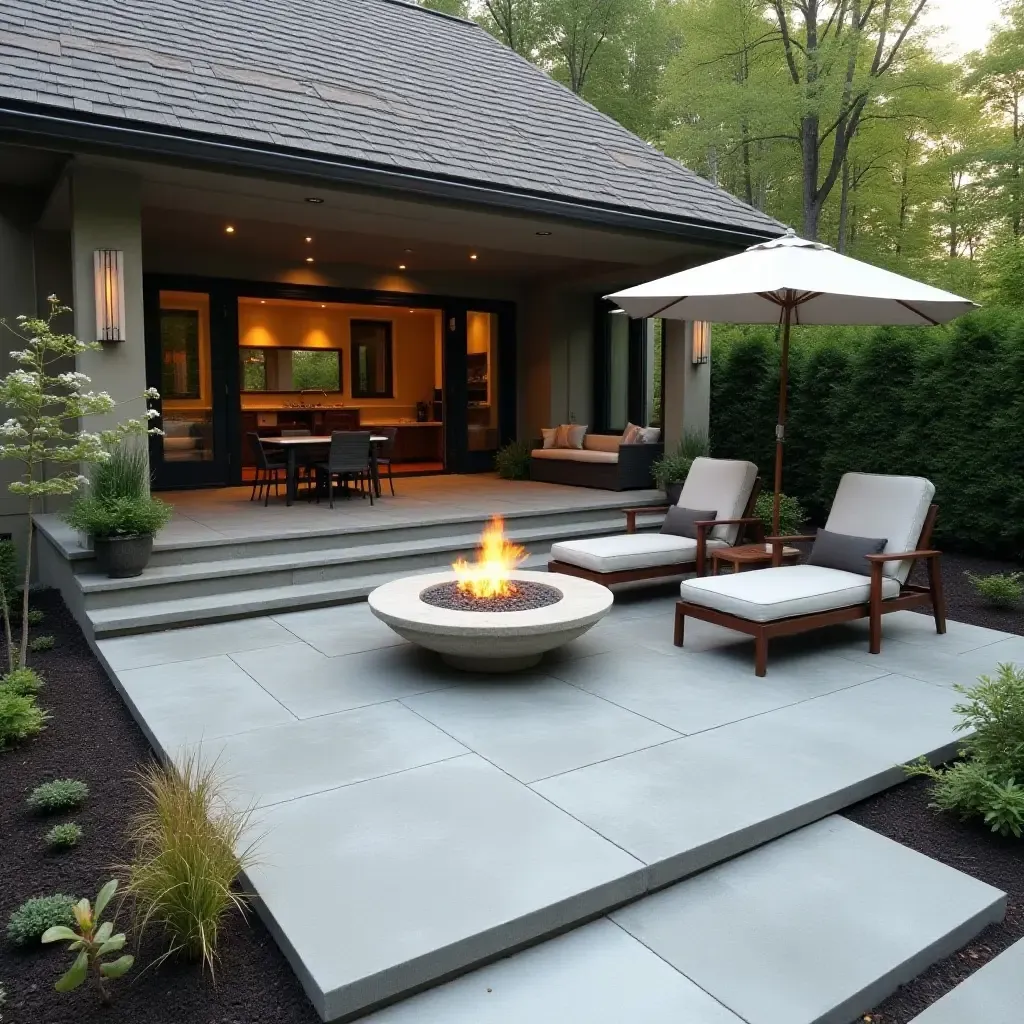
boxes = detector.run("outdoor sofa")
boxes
[529,433,663,490]
[548,457,760,585]
[674,472,946,676]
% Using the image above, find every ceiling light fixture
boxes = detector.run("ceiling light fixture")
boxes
[536,230,552,236]
[470,253,478,260]
[398,264,406,270]
[305,257,315,263]
[404,248,414,253]
[260,300,266,304]
[304,197,324,204]
[305,236,313,243]
[321,303,326,308]
[225,225,235,234]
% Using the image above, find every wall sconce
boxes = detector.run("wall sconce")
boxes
[93,250,126,343]
[692,321,710,365]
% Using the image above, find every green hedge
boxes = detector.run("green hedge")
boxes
[709,309,1024,557]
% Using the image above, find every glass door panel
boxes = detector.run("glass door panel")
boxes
[466,310,499,456]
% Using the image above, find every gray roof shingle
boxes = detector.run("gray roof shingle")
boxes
[0,0,783,238]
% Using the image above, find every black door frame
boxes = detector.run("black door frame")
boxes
[592,297,647,433]
[143,273,517,488]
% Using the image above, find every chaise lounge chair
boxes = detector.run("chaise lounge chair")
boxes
[674,472,946,676]
[548,457,760,586]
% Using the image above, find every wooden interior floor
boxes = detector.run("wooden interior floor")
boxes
[239,461,444,482]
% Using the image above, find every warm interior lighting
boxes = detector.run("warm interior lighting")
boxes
[305,257,315,263]
[321,303,326,308]
[469,253,478,260]
[692,321,710,365]
[305,236,313,242]
[452,517,526,599]
[225,225,235,234]
[398,264,406,270]
[93,249,126,342]
[260,299,266,304]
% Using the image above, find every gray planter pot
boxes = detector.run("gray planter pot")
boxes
[665,481,684,506]
[93,535,154,579]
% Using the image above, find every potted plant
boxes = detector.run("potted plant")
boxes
[753,491,805,550]
[63,443,172,578]
[652,431,709,505]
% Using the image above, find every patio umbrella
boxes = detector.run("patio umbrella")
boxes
[606,229,978,536]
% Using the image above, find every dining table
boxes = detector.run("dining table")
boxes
[261,434,390,506]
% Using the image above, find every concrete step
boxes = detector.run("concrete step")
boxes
[87,552,552,637]
[77,516,644,610]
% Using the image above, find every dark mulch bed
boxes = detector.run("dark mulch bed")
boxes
[0,590,319,1024]
[844,549,1024,1022]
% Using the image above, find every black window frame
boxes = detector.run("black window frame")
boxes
[350,319,395,399]
[237,345,343,394]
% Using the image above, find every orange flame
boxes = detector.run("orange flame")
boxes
[453,516,527,598]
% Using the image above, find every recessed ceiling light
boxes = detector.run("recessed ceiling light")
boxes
[469,253,478,260]
[408,309,415,313]
[305,197,324,204]
[305,257,315,263]
[321,303,326,308]
[404,248,414,254]
[398,264,406,270]
[305,236,313,243]
[260,300,265,304]
[536,230,552,236]
[225,225,235,234]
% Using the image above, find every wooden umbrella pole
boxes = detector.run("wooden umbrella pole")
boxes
[771,302,793,560]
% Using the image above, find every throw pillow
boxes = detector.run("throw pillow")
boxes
[639,426,662,444]
[807,529,887,577]
[566,424,588,449]
[552,424,573,448]
[541,427,557,449]
[661,507,717,540]
[622,422,642,445]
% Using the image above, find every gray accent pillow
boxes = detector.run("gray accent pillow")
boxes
[808,529,887,577]
[661,507,717,540]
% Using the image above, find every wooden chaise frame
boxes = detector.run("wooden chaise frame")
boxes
[549,479,762,587]
[673,503,947,677]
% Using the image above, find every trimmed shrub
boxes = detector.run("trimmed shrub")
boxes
[966,572,1024,609]
[7,895,77,946]
[27,779,89,814]
[45,823,83,851]
[0,667,43,696]
[0,690,47,750]
[494,441,532,480]
[28,635,54,653]
[753,492,805,538]
[651,430,710,490]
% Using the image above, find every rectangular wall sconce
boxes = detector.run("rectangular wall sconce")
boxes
[93,249,126,342]
[692,320,710,365]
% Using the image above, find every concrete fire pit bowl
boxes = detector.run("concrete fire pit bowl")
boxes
[368,569,613,672]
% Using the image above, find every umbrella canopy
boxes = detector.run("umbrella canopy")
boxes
[606,230,978,538]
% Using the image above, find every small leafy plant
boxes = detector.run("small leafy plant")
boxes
[907,662,1024,837]
[754,492,806,538]
[965,571,1024,610]
[1,666,43,695]
[7,894,77,946]
[652,430,710,491]
[26,609,43,626]
[0,688,47,750]
[28,635,54,653]
[125,753,257,975]
[42,880,133,1002]
[494,440,532,480]
[46,823,83,851]
[27,779,89,814]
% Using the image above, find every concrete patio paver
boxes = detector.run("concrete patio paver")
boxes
[401,676,679,783]
[271,602,408,657]
[532,673,963,885]
[247,754,647,1020]
[193,702,468,808]
[611,816,1006,1024]
[908,935,1024,1024]
[360,917,744,1024]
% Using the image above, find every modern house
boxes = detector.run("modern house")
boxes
[0,0,782,513]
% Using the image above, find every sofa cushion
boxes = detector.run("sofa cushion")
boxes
[551,534,726,574]
[661,507,717,539]
[808,529,886,576]
[541,427,557,449]
[552,423,587,449]
[639,426,662,443]
[825,473,934,583]
[678,457,758,544]
[583,434,622,454]
[531,448,619,464]
[679,564,901,623]
[622,422,642,444]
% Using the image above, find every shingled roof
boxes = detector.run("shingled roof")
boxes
[0,0,783,240]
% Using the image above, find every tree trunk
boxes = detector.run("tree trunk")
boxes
[1014,94,1021,237]
[801,116,821,239]
[837,156,851,253]
[19,499,32,669]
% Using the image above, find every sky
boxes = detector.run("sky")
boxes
[923,0,1004,58]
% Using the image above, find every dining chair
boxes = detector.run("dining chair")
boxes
[247,432,287,507]
[280,429,314,499]
[316,431,374,508]
[374,427,398,496]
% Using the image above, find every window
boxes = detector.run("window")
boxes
[239,348,342,392]
[350,320,393,398]
[160,309,202,399]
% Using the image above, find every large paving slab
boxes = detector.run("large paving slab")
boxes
[612,816,1007,1024]
[909,935,1024,1024]
[360,918,743,1023]
[247,755,646,1020]
[401,675,679,782]
[271,602,408,658]
[532,673,963,886]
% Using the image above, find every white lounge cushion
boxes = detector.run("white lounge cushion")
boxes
[679,564,901,623]
[825,473,934,583]
[678,457,758,544]
[551,534,726,573]
[531,448,619,464]
[583,434,622,454]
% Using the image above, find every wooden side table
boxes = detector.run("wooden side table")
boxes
[711,543,801,575]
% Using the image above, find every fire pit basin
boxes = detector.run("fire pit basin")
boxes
[368,570,613,672]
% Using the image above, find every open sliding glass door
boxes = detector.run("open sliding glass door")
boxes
[144,280,234,489]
